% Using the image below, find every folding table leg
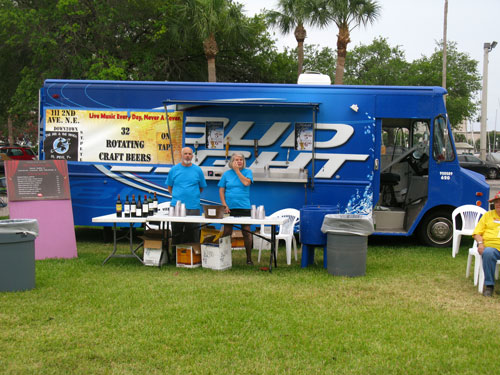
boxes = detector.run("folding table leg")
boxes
[269,224,277,272]
[102,223,118,265]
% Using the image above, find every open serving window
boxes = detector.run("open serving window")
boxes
[162,99,320,187]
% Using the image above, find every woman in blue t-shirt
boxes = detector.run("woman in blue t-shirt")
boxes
[218,153,254,264]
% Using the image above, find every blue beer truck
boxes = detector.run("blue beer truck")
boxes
[38,79,489,247]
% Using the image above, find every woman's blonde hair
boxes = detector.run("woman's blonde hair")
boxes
[229,152,246,169]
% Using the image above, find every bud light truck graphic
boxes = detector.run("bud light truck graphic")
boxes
[39,79,489,247]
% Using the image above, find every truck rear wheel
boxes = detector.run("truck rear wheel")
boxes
[418,209,453,247]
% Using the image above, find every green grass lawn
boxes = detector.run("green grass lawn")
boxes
[1,229,499,375]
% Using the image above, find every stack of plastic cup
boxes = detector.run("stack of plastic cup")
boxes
[257,205,265,219]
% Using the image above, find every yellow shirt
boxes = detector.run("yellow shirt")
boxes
[472,210,500,249]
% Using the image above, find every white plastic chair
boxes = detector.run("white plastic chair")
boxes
[466,241,482,286]
[157,201,171,213]
[451,205,486,258]
[146,201,170,230]
[467,241,500,292]
[476,255,500,294]
[257,208,300,265]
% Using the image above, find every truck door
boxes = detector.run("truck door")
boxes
[379,119,430,208]
[375,119,430,233]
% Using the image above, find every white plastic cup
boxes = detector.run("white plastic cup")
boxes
[180,203,186,217]
[251,205,256,219]
[257,205,265,219]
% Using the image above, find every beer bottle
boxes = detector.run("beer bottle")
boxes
[148,194,154,216]
[153,192,159,213]
[143,194,149,217]
[136,195,142,218]
[124,195,130,217]
[131,194,136,217]
[116,194,123,217]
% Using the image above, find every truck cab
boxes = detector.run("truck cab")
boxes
[374,115,488,246]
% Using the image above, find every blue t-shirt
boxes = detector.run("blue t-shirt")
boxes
[218,169,253,209]
[166,163,207,210]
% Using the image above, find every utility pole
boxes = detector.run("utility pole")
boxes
[442,0,448,92]
[480,41,497,160]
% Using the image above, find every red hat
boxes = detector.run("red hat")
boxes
[489,191,500,202]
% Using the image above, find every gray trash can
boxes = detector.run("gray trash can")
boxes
[321,214,374,277]
[0,219,39,292]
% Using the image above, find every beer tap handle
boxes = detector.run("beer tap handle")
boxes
[225,137,230,164]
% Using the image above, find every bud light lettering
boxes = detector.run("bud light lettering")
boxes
[184,116,369,179]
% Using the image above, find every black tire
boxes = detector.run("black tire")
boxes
[487,168,498,180]
[418,209,453,247]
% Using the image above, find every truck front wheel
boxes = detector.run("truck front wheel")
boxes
[418,209,453,247]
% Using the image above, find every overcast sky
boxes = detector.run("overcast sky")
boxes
[239,0,500,132]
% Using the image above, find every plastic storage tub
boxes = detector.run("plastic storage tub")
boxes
[299,205,339,268]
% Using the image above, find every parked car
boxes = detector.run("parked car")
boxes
[0,146,37,174]
[458,154,500,179]
[486,152,500,165]
[0,146,37,160]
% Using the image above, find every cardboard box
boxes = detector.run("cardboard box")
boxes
[140,229,167,266]
[200,227,222,244]
[176,243,201,268]
[201,236,232,271]
[144,238,162,250]
[140,230,163,251]
[203,205,225,219]
[231,230,244,249]
[144,248,167,266]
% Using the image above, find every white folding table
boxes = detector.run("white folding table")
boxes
[92,214,147,265]
[92,213,287,271]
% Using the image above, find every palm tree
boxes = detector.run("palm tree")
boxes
[313,0,381,84]
[180,0,250,82]
[266,0,317,77]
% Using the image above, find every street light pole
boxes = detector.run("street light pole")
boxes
[442,0,448,91]
[480,41,497,160]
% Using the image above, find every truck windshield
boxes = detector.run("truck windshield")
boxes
[432,116,455,162]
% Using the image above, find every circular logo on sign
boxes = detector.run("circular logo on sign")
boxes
[53,137,70,154]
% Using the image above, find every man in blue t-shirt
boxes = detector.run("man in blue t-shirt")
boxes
[166,147,207,244]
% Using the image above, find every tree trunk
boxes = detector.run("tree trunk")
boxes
[207,56,216,83]
[203,33,219,83]
[334,26,351,85]
[297,40,304,77]
[294,23,307,77]
[7,115,13,146]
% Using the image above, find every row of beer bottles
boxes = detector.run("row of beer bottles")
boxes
[116,193,159,217]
